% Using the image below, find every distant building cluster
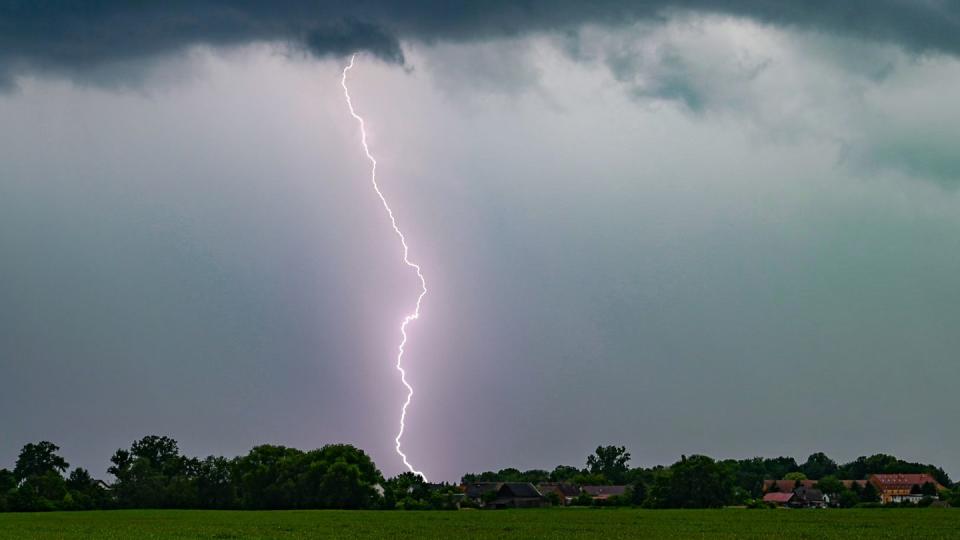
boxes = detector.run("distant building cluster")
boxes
[761,474,944,508]
[460,482,629,509]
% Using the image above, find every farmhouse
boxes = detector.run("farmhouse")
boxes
[762,491,795,506]
[762,487,826,508]
[868,473,943,504]
[763,479,866,494]
[792,486,827,508]
[537,483,581,505]
[581,485,629,501]
[485,483,549,509]
[462,482,502,504]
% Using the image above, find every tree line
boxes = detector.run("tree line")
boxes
[463,447,957,508]
[1,437,957,512]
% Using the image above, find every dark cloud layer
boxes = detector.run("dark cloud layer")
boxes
[2,1,960,85]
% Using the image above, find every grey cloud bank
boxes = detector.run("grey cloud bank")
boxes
[3,1,960,87]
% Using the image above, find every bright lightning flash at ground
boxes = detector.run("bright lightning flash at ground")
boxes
[341,54,428,481]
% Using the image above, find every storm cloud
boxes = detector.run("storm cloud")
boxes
[2,1,960,87]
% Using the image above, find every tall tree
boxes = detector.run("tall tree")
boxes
[801,452,838,480]
[586,445,631,484]
[647,455,735,508]
[549,465,581,482]
[13,442,69,482]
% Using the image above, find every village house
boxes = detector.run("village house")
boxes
[868,474,943,504]
[485,483,549,509]
[762,491,795,507]
[762,487,827,508]
[462,482,502,505]
[792,486,827,508]
[762,479,867,494]
[536,483,581,505]
[581,485,629,501]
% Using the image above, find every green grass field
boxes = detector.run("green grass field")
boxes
[1,508,958,539]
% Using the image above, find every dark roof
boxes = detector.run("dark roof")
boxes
[498,482,543,498]
[538,483,581,497]
[582,485,628,498]
[794,487,824,502]
[463,482,502,498]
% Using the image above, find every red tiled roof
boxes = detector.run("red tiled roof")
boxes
[763,479,816,493]
[870,474,941,490]
[763,492,794,503]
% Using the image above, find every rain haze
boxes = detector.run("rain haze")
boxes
[2,2,960,483]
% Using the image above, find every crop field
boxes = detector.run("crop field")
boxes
[1,508,958,539]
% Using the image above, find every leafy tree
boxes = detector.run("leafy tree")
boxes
[549,465,580,482]
[571,491,594,506]
[108,435,199,508]
[65,468,109,510]
[800,453,838,480]
[315,460,367,509]
[0,469,15,511]
[66,468,94,492]
[233,443,382,510]
[860,482,880,503]
[586,445,631,484]
[384,471,428,505]
[815,475,844,496]
[761,457,800,480]
[948,486,960,507]
[646,455,735,509]
[784,472,807,481]
[232,444,302,509]
[196,456,236,509]
[0,469,15,493]
[629,480,648,505]
[921,481,938,497]
[837,490,860,508]
[571,472,608,486]
[520,469,550,484]
[14,442,69,482]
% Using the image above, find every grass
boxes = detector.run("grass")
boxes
[0,508,958,539]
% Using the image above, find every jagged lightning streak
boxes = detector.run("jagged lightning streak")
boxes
[341,54,428,480]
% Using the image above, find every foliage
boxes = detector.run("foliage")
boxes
[232,443,383,510]
[800,453,838,480]
[108,436,199,509]
[1,440,956,514]
[549,465,580,482]
[586,445,631,484]
[646,455,735,509]
[815,476,844,495]
[837,454,951,486]
[860,482,880,503]
[571,491,594,506]
[14,442,69,483]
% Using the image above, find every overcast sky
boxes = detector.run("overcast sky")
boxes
[2,2,960,482]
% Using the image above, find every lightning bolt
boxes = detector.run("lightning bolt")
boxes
[341,54,428,481]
